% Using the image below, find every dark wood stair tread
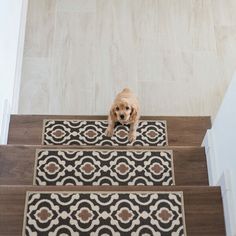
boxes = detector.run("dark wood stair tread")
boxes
[8,115,211,146]
[0,145,208,186]
[0,186,225,236]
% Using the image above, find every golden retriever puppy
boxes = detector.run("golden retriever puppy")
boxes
[105,88,140,142]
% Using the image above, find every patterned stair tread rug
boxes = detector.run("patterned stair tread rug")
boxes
[42,119,168,146]
[34,149,175,186]
[22,191,187,236]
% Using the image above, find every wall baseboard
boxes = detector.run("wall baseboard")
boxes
[218,171,236,236]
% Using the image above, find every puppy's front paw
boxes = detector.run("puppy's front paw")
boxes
[128,132,137,143]
[105,128,114,137]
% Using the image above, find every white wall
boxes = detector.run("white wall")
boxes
[204,73,236,236]
[0,0,27,143]
[212,74,236,236]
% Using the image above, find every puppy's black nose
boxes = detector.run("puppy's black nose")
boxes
[120,114,124,119]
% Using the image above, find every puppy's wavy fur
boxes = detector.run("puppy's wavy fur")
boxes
[105,88,140,142]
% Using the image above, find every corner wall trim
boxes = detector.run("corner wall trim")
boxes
[202,129,218,185]
[0,99,11,144]
[11,0,28,113]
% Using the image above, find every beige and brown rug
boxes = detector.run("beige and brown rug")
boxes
[22,191,186,236]
[42,120,168,146]
[34,149,175,186]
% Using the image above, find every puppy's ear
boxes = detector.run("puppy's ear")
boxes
[109,104,117,121]
[130,105,138,122]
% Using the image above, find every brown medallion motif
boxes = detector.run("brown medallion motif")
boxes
[158,208,173,222]
[116,163,130,175]
[117,208,134,222]
[150,163,164,175]
[45,162,60,174]
[146,130,159,139]
[77,208,93,222]
[116,130,127,139]
[52,129,66,139]
[36,208,52,222]
[81,163,95,174]
[84,130,97,139]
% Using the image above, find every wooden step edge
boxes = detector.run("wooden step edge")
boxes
[0,144,206,150]
[0,185,220,191]
[10,114,212,119]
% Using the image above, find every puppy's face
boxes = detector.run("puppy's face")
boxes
[111,100,137,124]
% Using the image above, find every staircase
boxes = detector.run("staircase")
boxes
[0,115,226,235]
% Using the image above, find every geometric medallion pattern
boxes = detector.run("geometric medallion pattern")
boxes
[22,191,186,236]
[34,149,175,186]
[42,120,168,146]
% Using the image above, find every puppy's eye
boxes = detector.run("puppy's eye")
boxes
[116,107,119,111]
[126,106,129,110]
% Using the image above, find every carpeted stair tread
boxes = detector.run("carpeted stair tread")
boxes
[23,190,186,235]
[0,186,225,236]
[35,149,174,186]
[8,115,211,146]
[0,145,208,186]
[42,119,168,146]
